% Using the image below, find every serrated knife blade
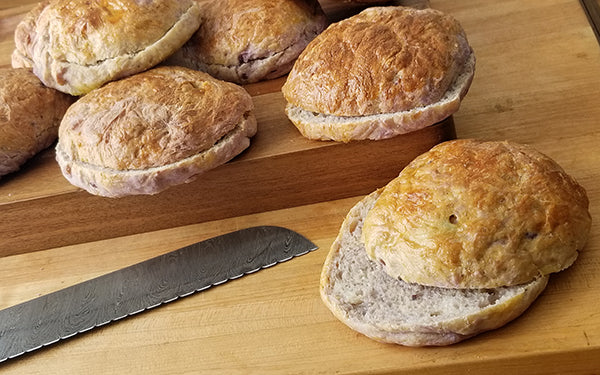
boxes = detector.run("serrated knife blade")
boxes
[0,226,317,362]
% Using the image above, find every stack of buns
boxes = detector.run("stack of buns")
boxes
[320,139,591,345]
[4,1,478,195]
[3,0,333,195]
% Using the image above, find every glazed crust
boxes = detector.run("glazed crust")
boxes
[168,0,328,84]
[282,6,473,117]
[56,66,257,197]
[0,68,73,178]
[362,139,592,288]
[13,0,201,95]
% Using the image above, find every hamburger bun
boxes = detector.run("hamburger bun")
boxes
[12,0,201,96]
[56,66,257,197]
[167,0,328,84]
[320,139,591,345]
[0,68,73,178]
[282,6,475,141]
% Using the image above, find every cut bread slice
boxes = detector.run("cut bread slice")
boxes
[285,51,474,142]
[320,190,549,346]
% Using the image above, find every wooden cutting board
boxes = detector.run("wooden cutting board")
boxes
[1,0,600,374]
[0,0,450,256]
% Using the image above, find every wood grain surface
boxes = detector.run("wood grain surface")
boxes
[580,0,600,43]
[1,0,600,374]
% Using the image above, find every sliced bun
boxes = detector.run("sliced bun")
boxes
[167,0,327,84]
[12,0,201,95]
[56,66,257,197]
[0,68,73,178]
[320,190,549,346]
[282,6,475,141]
[362,140,592,289]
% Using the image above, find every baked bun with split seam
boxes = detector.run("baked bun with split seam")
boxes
[167,0,328,84]
[320,139,591,346]
[56,66,257,197]
[282,6,475,142]
[320,189,550,346]
[0,68,73,178]
[12,0,201,96]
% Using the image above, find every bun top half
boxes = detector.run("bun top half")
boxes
[282,6,474,117]
[362,139,591,289]
[12,0,201,95]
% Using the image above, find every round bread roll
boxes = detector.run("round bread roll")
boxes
[363,139,592,289]
[320,190,549,346]
[167,0,328,84]
[0,68,73,178]
[56,66,257,197]
[281,6,475,141]
[12,0,201,96]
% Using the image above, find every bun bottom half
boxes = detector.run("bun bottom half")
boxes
[320,190,549,346]
[56,114,256,198]
[286,52,475,142]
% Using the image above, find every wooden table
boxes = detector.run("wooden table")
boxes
[1,0,599,373]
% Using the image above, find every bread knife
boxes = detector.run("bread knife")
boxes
[0,226,317,362]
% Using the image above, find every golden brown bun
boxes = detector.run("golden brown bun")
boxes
[0,68,73,178]
[320,190,549,346]
[363,139,592,288]
[56,66,257,197]
[281,6,474,141]
[167,0,328,84]
[12,0,201,95]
